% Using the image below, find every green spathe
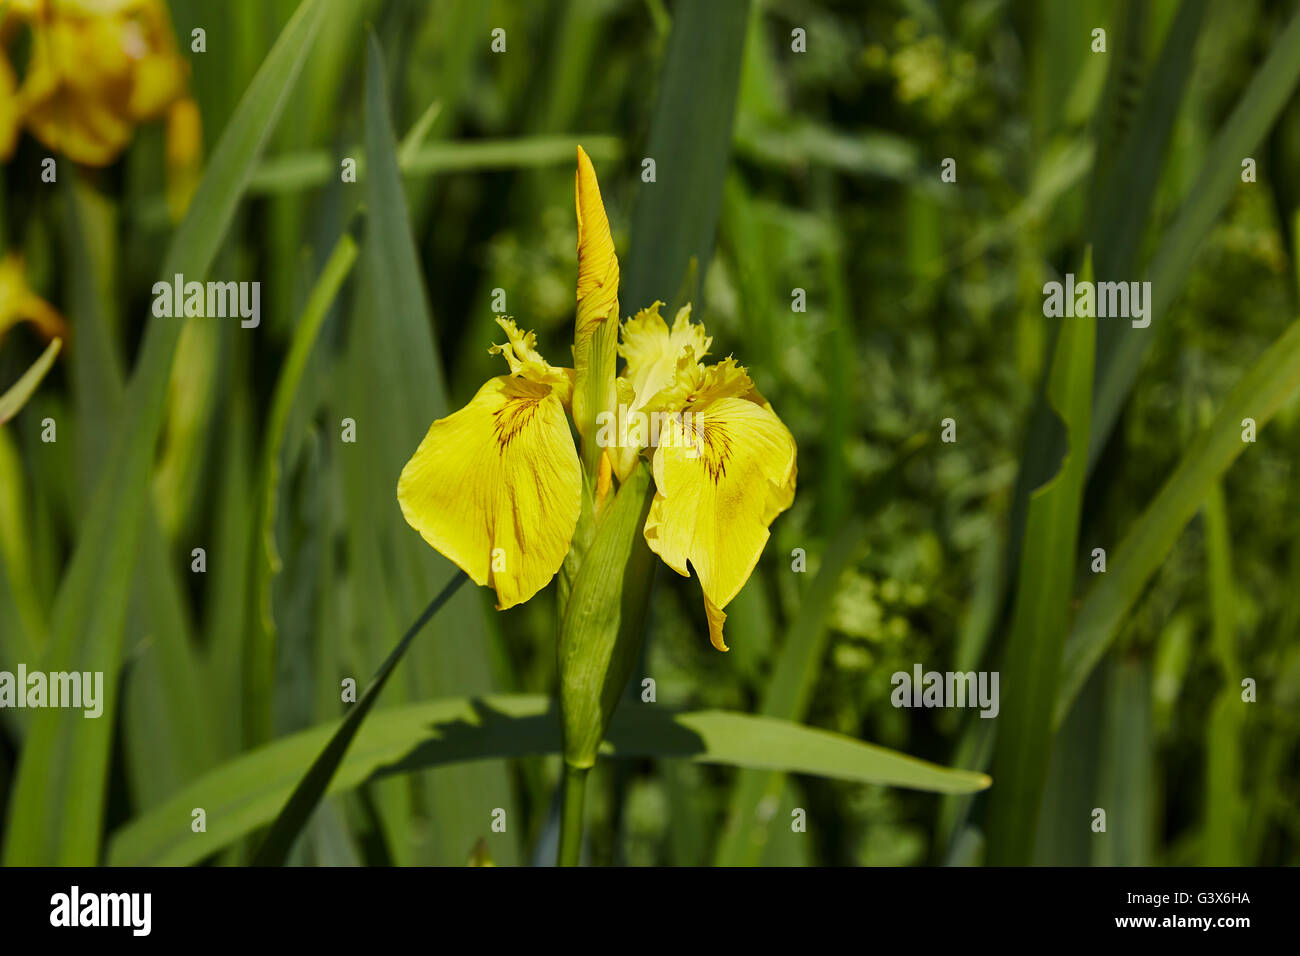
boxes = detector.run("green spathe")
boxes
[557,462,657,768]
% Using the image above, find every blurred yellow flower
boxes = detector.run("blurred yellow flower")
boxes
[0,253,66,344]
[0,0,200,202]
[397,148,795,651]
[0,52,22,159]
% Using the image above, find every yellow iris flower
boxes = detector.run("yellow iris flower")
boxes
[398,147,796,651]
[0,0,200,212]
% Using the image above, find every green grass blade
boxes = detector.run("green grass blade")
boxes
[109,695,989,867]
[252,573,467,865]
[0,429,44,667]
[0,339,61,426]
[1,0,330,866]
[1092,655,1155,865]
[245,135,622,194]
[120,517,218,809]
[61,173,219,811]
[1057,318,1300,726]
[1201,479,1245,864]
[1086,0,1205,282]
[986,261,1096,865]
[244,229,358,744]
[1091,6,1300,462]
[712,517,863,866]
[622,0,750,311]
[348,32,515,865]
[1006,1,1203,592]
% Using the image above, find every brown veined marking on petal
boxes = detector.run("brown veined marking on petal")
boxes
[492,392,543,450]
[682,414,732,484]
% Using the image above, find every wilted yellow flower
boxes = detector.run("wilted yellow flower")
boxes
[0,253,66,344]
[398,147,796,652]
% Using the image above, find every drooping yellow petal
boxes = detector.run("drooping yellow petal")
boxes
[643,395,797,651]
[0,254,67,343]
[571,145,619,472]
[398,374,581,610]
[398,321,581,610]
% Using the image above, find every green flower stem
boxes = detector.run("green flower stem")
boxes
[557,764,590,866]
[556,764,587,868]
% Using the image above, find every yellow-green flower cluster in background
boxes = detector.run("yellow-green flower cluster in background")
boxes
[398,147,797,652]
[863,18,977,123]
[0,0,200,213]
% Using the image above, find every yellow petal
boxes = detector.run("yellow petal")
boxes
[619,302,713,410]
[165,96,202,221]
[17,1,189,166]
[643,353,756,413]
[488,316,572,401]
[643,395,797,650]
[574,145,618,324]
[571,146,619,467]
[0,254,67,343]
[611,302,713,480]
[398,374,581,611]
[124,1,187,121]
[0,54,21,161]
[703,594,729,652]
[20,18,133,165]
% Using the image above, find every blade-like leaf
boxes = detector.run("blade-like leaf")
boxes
[0,338,61,426]
[986,258,1096,865]
[244,228,359,742]
[713,439,925,865]
[109,694,990,867]
[1057,318,1300,725]
[622,0,750,311]
[338,32,515,866]
[246,135,623,193]
[252,573,467,865]
[1091,5,1300,462]
[1201,478,1246,864]
[713,516,863,866]
[1,0,331,866]
[1092,656,1155,865]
